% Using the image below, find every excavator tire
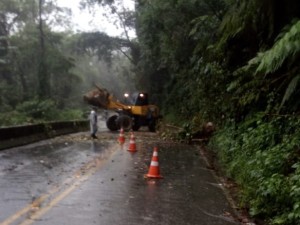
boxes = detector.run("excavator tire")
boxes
[106,115,119,131]
[131,116,141,131]
[116,115,132,131]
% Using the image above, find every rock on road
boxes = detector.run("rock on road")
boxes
[0,128,241,225]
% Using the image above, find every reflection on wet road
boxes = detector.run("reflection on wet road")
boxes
[0,131,240,225]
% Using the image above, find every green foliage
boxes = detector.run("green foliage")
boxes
[16,99,57,120]
[249,20,300,75]
[136,0,228,120]
[244,19,300,112]
[57,109,84,120]
[0,0,85,113]
[0,100,84,127]
[76,32,114,63]
[0,111,28,126]
[15,99,85,122]
[177,122,193,143]
[211,114,300,224]
[280,74,300,110]
[223,18,300,119]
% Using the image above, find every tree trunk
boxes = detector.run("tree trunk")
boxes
[38,0,50,99]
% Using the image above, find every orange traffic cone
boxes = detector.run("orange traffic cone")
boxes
[146,147,163,178]
[127,132,137,152]
[118,127,125,145]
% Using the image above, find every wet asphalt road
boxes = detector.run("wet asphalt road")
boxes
[0,126,240,225]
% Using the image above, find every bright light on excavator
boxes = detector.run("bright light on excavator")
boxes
[124,93,129,98]
[139,93,144,98]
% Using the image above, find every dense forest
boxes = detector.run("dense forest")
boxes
[2,0,300,224]
[0,0,136,125]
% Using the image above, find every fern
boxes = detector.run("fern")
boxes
[249,20,300,74]
[279,74,300,109]
[245,20,300,112]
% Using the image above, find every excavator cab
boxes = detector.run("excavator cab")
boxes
[123,92,148,106]
[132,93,149,106]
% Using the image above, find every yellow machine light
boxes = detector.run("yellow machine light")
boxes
[139,93,144,98]
[124,93,129,98]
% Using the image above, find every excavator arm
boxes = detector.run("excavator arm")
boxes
[106,96,132,111]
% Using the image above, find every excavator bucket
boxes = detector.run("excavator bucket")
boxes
[83,85,110,108]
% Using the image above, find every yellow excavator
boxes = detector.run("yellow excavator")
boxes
[83,85,160,132]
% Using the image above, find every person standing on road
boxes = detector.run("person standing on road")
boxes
[89,108,98,139]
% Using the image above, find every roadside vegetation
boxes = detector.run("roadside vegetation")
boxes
[1,0,300,223]
[135,1,300,224]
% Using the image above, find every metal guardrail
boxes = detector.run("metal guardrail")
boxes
[0,120,89,150]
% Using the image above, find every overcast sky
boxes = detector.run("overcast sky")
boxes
[56,0,135,37]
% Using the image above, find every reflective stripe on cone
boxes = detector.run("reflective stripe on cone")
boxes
[118,128,125,145]
[127,132,137,152]
[146,147,163,178]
